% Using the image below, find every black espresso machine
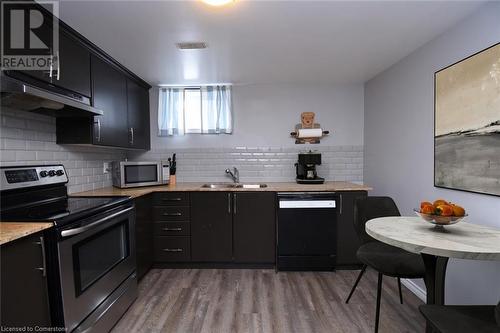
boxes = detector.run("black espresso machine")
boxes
[295,151,325,184]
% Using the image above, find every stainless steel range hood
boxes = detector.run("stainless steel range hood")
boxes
[0,73,103,117]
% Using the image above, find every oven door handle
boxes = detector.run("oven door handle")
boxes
[60,206,134,238]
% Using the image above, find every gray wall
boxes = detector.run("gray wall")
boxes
[364,2,500,304]
[149,83,365,148]
[131,83,365,183]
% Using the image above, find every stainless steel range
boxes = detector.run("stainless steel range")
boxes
[0,165,137,333]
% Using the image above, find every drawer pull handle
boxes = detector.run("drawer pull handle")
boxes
[163,248,183,252]
[162,198,182,201]
[162,212,182,216]
[163,227,182,231]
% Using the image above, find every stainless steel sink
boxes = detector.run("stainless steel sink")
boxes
[201,183,268,189]
[201,183,238,189]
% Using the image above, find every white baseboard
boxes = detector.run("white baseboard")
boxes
[401,279,426,302]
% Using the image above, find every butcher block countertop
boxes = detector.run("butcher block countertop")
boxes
[73,181,372,198]
[0,222,53,246]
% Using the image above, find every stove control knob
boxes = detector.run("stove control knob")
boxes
[40,171,48,178]
[48,170,56,177]
[56,170,64,176]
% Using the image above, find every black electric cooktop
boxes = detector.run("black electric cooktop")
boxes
[0,196,131,227]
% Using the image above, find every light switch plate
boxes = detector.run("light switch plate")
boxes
[103,162,111,174]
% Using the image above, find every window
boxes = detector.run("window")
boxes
[184,88,202,133]
[158,85,232,136]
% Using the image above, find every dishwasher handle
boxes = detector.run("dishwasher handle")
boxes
[278,200,336,209]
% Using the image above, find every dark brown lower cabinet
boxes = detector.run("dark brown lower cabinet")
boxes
[149,190,361,267]
[336,191,367,267]
[191,192,233,262]
[233,192,276,263]
[154,236,191,262]
[135,195,153,280]
[0,232,51,328]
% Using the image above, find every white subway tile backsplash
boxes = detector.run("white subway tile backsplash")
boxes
[36,151,54,160]
[16,151,36,161]
[0,151,16,161]
[2,115,26,128]
[128,144,364,183]
[3,138,27,150]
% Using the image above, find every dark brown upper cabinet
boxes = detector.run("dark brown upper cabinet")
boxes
[127,78,151,150]
[8,30,91,99]
[56,56,151,150]
[5,1,154,150]
[91,55,129,148]
[56,30,92,97]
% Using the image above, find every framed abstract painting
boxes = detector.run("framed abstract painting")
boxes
[434,43,500,197]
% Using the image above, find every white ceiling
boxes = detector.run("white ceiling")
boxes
[58,0,484,86]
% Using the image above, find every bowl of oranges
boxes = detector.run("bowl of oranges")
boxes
[414,199,467,228]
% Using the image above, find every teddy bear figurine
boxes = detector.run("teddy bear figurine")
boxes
[291,112,327,144]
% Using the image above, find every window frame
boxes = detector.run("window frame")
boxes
[158,84,233,136]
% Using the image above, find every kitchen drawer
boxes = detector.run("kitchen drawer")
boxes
[154,236,191,262]
[153,206,190,221]
[153,192,190,206]
[154,222,190,236]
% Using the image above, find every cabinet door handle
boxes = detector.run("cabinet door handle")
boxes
[55,50,60,81]
[234,193,237,215]
[162,227,182,231]
[339,194,342,215]
[162,212,182,216]
[227,193,231,214]
[95,118,101,142]
[48,52,54,79]
[34,236,47,277]
[129,127,134,145]
[163,248,183,252]
[162,198,182,201]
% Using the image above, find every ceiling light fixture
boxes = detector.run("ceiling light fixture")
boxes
[201,0,234,6]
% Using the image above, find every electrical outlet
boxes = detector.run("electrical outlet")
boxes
[103,162,111,174]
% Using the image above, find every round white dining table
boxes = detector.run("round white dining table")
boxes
[365,216,500,307]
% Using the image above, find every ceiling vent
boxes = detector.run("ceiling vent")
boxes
[176,42,208,50]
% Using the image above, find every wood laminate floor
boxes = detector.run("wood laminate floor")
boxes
[112,268,425,333]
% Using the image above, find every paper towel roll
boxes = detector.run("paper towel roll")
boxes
[297,128,323,138]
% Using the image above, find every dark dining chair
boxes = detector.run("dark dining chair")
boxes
[419,301,500,333]
[345,196,426,333]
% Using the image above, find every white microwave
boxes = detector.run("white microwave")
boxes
[111,161,169,188]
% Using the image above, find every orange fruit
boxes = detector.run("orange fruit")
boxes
[452,204,465,217]
[436,205,453,216]
[433,199,449,208]
[420,201,433,209]
[421,205,434,215]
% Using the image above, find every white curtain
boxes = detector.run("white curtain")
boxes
[158,85,232,136]
[201,85,232,134]
[158,87,184,136]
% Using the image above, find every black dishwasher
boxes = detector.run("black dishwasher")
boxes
[277,192,337,271]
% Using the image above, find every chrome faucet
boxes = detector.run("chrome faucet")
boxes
[225,167,240,183]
